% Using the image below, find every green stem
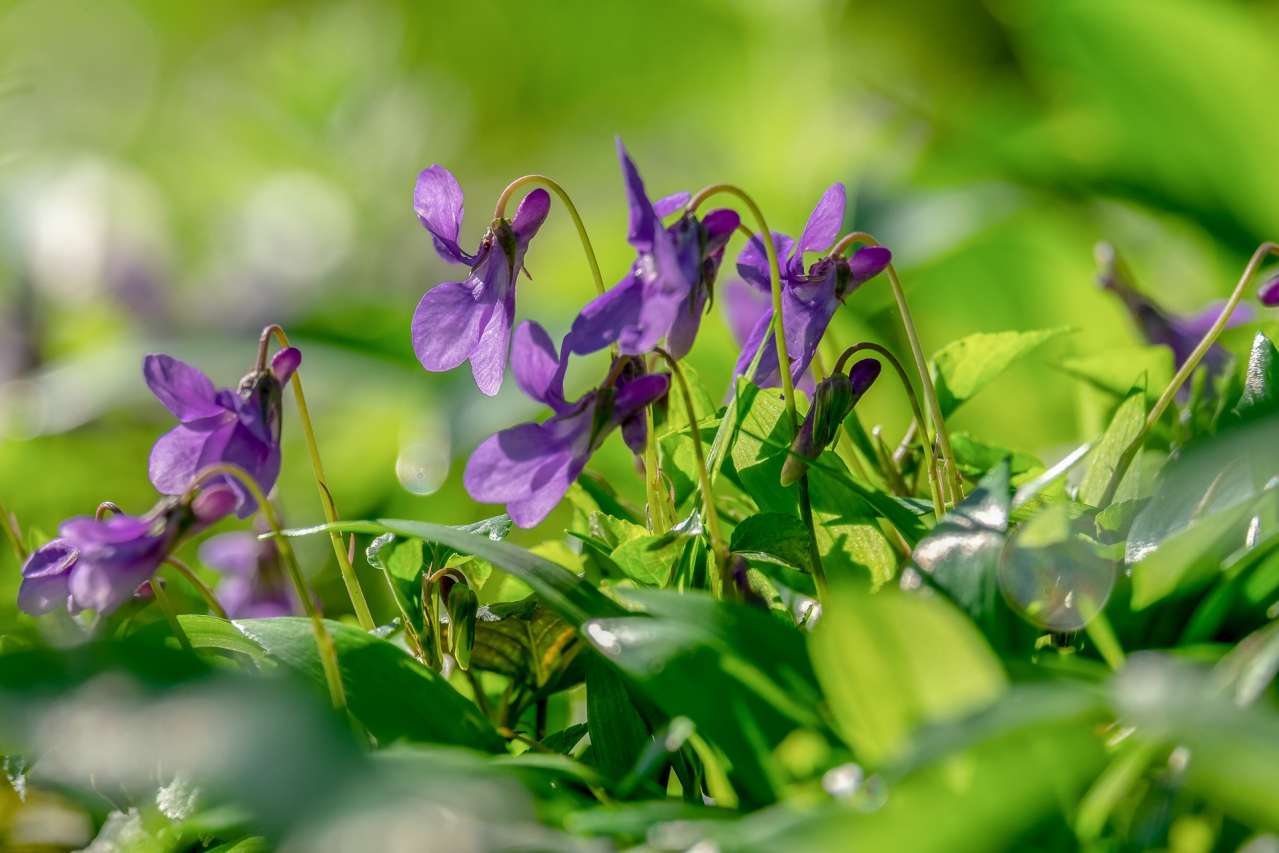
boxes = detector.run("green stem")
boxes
[654,348,729,595]
[642,404,670,532]
[163,557,228,619]
[834,343,945,520]
[1097,242,1279,506]
[149,577,192,653]
[689,185,825,589]
[829,232,963,503]
[493,174,606,297]
[187,463,348,713]
[263,325,375,631]
[0,496,27,563]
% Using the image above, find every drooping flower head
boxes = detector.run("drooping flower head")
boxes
[199,525,294,618]
[465,320,670,527]
[17,485,237,616]
[568,140,740,359]
[732,184,891,389]
[145,347,301,517]
[411,166,551,395]
[1096,242,1252,377]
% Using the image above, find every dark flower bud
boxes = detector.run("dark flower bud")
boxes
[446,583,478,671]
[728,554,768,610]
[781,358,881,486]
[1260,274,1279,307]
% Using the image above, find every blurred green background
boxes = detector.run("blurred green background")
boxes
[3,0,1278,624]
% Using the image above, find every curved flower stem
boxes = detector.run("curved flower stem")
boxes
[163,556,228,619]
[1097,242,1279,507]
[835,343,945,520]
[828,232,964,504]
[94,501,124,520]
[149,577,192,653]
[654,348,728,595]
[689,184,826,594]
[493,175,606,297]
[0,496,24,562]
[186,463,347,713]
[689,185,798,424]
[262,325,375,631]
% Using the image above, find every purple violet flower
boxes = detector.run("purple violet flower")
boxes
[465,320,670,528]
[567,140,740,359]
[199,528,294,618]
[145,347,301,517]
[411,166,551,396]
[732,184,891,388]
[17,486,237,616]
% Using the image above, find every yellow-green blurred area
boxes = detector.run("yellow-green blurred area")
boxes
[3,0,1278,624]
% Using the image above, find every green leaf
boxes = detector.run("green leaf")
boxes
[366,535,425,581]
[375,518,625,626]
[911,462,1011,632]
[189,615,503,751]
[471,596,580,689]
[931,327,1070,418]
[582,591,823,808]
[1078,377,1146,507]
[541,722,589,756]
[729,513,814,574]
[1233,332,1279,423]
[586,656,654,782]
[610,535,679,587]
[810,587,1006,766]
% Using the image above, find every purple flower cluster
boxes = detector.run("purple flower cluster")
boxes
[729,184,891,389]
[409,141,889,527]
[18,340,302,617]
[18,486,237,615]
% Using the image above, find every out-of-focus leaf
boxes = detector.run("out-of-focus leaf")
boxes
[931,328,1070,418]
[1114,653,1279,831]
[541,722,589,756]
[1060,345,1174,403]
[218,616,503,751]
[948,432,1041,483]
[810,586,1007,766]
[721,685,1105,853]
[1078,378,1146,507]
[911,462,1010,633]
[565,801,733,842]
[582,591,823,808]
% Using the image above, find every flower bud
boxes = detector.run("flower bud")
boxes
[781,358,881,486]
[446,583,478,671]
[190,483,240,524]
[1260,274,1279,307]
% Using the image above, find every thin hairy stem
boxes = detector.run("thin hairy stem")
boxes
[835,342,945,519]
[493,174,606,297]
[187,463,347,713]
[654,348,728,595]
[262,324,375,631]
[689,185,827,590]
[0,497,24,562]
[828,232,964,503]
[95,501,124,520]
[149,577,192,653]
[163,557,228,619]
[1097,242,1279,507]
[642,405,671,532]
